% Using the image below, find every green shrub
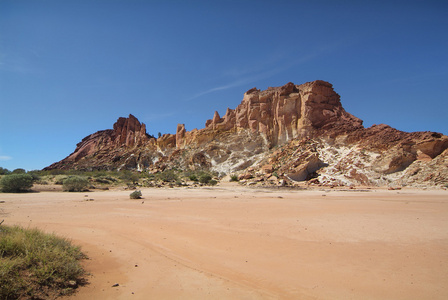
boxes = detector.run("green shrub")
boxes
[35,179,49,185]
[54,175,68,185]
[209,179,218,186]
[188,174,198,181]
[141,172,156,180]
[93,176,115,184]
[230,174,239,182]
[28,172,41,182]
[11,168,26,174]
[47,169,67,175]
[63,176,89,192]
[0,167,11,175]
[92,171,107,178]
[199,174,212,184]
[0,225,86,299]
[0,174,34,193]
[119,170,140,184]
[158,169,178,182]
[130,190,142,199]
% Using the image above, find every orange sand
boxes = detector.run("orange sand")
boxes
[1,184,447,299]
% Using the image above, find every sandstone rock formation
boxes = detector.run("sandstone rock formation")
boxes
[203,80,363,146]
[46,114,156,170]
[45,81,448,188]
[245,128,448,188]
[112,114,151,147]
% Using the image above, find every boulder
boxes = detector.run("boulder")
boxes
[261,164,274,174]
[286,154,325,181]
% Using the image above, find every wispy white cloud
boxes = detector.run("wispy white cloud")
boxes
[0,57,38,75]
[184,37,350,102]
[0,155,12,161]
[183,79,251,102]
[0,48,43,75]
[184,54,317,102]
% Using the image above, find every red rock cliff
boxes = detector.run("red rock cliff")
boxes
[112,114,151,147]
[202,81,363,146]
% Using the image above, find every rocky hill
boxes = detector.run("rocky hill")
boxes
[45,80,448,188]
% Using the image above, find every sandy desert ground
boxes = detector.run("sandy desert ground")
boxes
[1,183,447,300]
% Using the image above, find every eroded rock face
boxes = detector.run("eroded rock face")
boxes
[113,114,151,147]
[397,148,448,187]
[204,80,363,146]
[46,114,156,170]
[246,129,448,188]
[44,81,448,188]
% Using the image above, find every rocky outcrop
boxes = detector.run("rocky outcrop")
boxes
[112,114,151,147]
[44,81,448,188]
[203,81,363,146]
[176,124,186,148]
[46,114,156,170]
[397,148,448,187]
[243,129,448,188]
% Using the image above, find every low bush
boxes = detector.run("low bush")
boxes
[92,171,108,178]
[188,174,198,181]
[130,190,142,199]
[63,176,89,192]
[199,174,212,184]
[230,174,239,182]
[27,171,41,182]
[0,174,34,193]
[93,176,116,184]
[54,175,68,185]
[11,168,26,174]
[119,170,140,184]
[0,167,11,175]
[158,169,178,182]
[0,225,86,299]
[35,179,49,185]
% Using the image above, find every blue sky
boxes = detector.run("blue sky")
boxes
[1,0,447,171]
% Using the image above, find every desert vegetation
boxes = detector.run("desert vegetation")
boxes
[0,168,43,193]
[62,176,89,192]
[0,167,12,175]
[0,173,35,193]
[137,168,220,188]
[0,167,221,193]
[130,190,142,199]
[0,224,86,299]
[230,174,239,182]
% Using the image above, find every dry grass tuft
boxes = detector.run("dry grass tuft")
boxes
[0,225,87,299]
